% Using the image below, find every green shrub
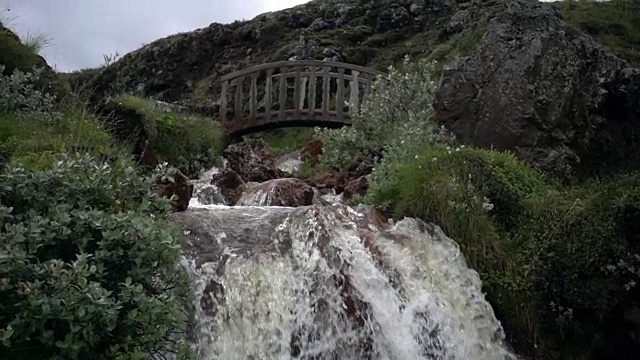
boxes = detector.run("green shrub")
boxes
[0,154,194,360]
[316,55,453,171]
[512,176,640,358]
[111,94,223,177]
[0,64,60,123]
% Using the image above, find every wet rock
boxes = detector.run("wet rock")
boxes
[275,152,304,174]
[342,176,368,201]
[223,140,289,183]
[196,184,226,205]
[211,169,246,206]
[305,170,347,193]
[237,178,316,207]
[299,139,324,164]
[200,279,225,318]
[154,169,193,212]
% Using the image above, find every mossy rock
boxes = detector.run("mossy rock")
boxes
[100,94,223,177]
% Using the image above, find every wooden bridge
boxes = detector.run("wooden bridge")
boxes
[218,60,387,137]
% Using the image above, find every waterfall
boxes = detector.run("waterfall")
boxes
[171,168,517,360]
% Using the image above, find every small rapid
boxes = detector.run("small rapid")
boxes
[172,164,516,360]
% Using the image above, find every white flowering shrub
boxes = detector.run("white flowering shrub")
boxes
[316,56,452,171]
[0,64,60,123]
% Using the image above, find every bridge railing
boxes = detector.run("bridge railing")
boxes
[218,60,387,134]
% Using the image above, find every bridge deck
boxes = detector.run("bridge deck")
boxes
[218,60,387,135]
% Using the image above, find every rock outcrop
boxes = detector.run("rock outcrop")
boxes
[433,0,640,179]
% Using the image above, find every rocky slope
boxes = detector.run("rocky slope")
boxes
[85,0,640,179]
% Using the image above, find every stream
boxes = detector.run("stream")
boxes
[170,161,517,360]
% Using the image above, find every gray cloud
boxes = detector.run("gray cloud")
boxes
[2,0,309,72]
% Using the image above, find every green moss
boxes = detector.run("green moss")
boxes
[111,94,223,176]
[0,109,119,171]
[556,0,640,66]
[0,27,40,74]
[366,145,640,358]
[243,127,315,155]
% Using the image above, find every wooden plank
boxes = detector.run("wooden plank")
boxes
[321,66,330,118]
[299,76,308,112]
[272,72,359,83]
[364,74,373,103]
[264,68,273,123]
[234,76,243,120]
[220,80,228,122]
[293,65,302,118]
[335,67,345,121]
[250,73,258,119]
[278,66,287,121]
[308,66,316,120]
[219,60,385,82]
[349,70,359,114]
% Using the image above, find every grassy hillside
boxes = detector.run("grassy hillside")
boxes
[556,0,640,65]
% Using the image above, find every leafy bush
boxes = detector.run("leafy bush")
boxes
[0,64,60,123]
[110,94,223,177]
[512,176,640,358]
[0,154,193,360]
[316,55,453,171]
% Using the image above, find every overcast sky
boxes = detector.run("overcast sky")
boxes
[1,0,310,72]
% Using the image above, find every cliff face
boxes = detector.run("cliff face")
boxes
[87,0,640,179]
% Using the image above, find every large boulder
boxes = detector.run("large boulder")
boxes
[433,0,640,180]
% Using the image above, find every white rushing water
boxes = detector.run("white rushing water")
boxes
[173,165,516,360]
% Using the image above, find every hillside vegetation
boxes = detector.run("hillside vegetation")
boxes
[0,23,222,359]
[556,0,640,66]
